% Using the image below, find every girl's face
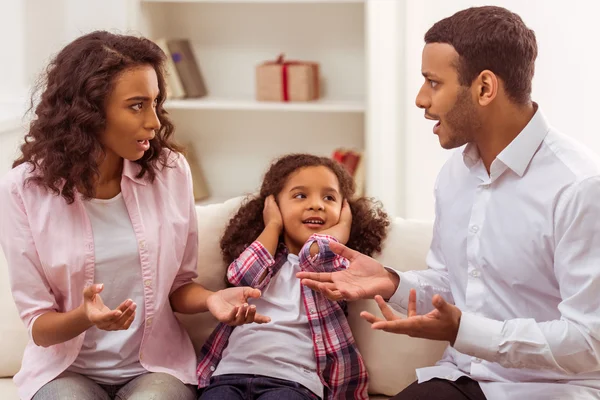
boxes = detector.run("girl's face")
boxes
[101,65,161,162]
[277,166,343,255]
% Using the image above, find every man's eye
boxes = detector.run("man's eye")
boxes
[429,80,438,88]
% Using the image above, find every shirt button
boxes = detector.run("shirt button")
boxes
[144,279,152,287]
[473,357,482,363]
[139,240,146,250]
[470,270,480,278]
[309,309,316,314]
[470,225,479,233]
[210,366,215,372]
[139,353,143,361]
[146,317,152,327]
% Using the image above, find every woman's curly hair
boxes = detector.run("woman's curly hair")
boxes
[221,153,390,265]
[13,30,181,204]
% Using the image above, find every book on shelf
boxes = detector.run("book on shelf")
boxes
[182,143,210,202]
[166,39,208,99]
[331,148,365,196]
[154,38,186,99]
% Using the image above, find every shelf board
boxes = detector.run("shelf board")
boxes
[164,97,364,113]
[143,0,363,3]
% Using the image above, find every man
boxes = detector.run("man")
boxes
[298,6,600,400]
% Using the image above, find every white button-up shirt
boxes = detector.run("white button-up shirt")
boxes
[390,107,600,399]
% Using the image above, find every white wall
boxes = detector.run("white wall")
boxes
[402,0,600,220]
[0,0,26,102]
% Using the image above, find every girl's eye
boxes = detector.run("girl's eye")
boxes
[131,103,143,111]
[324,195,335,201]
[293,193,306,199]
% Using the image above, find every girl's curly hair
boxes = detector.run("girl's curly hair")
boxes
[13,30,181,204]
[221,153,390,265]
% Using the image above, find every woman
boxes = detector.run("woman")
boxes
[0,31,268,400]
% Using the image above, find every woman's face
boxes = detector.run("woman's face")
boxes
[101,65,161,161]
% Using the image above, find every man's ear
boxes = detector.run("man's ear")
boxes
[474,69,498,106]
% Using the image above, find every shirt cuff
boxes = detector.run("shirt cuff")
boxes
[453,312,503,361]
[385,268,416,314]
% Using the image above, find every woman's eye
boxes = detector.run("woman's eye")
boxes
[131,103,143,111]
[153,99,158,108]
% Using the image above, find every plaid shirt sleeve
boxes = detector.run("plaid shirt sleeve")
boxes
[226,240,279,290]
[299,234,369,399]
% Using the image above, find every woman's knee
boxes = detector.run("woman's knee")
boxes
[32,372,110,400]
[116,372,197,400]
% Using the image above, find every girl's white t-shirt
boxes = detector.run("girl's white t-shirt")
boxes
[214,253,324,398]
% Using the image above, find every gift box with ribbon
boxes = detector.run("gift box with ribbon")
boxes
[256,54,320,102]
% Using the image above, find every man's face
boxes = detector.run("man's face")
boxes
[415,43,482,149]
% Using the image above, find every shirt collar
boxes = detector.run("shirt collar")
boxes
[462,104,550,177]
[122,159,147,185]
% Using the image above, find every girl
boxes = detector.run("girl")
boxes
[197,154,390,399]
[0,31,267,400]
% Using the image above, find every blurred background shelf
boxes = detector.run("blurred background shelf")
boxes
[165,97,365,113]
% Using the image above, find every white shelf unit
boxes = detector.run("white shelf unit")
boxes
[164,98,365,113]
[131,0,366,202]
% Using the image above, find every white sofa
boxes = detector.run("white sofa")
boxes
[0,197,447,399]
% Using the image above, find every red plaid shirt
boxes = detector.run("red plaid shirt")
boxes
[197,233,369,399]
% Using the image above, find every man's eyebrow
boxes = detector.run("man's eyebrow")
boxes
[422,71,441,80]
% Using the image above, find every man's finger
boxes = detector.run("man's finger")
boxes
[360,311,384,324]
[329,241,360,261]
[408,289,417,318]
[374,295,398,321]
[296,272,333,283]
[371,317,418,332]
[432,294,449,313]
[324,285,343,301]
